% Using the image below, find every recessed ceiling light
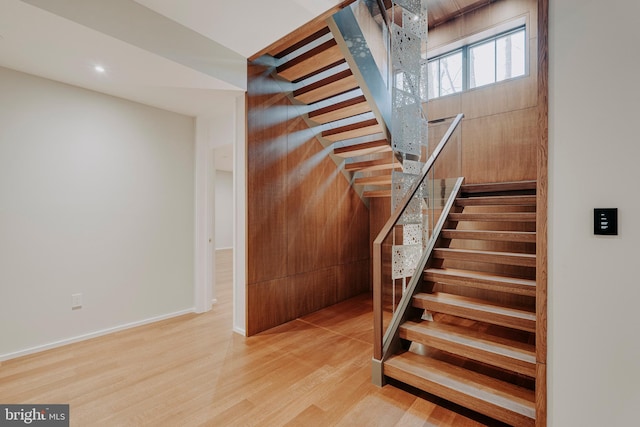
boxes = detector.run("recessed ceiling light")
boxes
[94,65,105,73]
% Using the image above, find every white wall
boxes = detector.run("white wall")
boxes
[0,67,196,358]
[215,170,233,249]
[549,1,640,425]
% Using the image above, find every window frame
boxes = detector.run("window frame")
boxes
[427,25,527,100]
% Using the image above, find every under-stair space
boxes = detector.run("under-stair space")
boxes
[384,180,537,426]
[269,21,396,200]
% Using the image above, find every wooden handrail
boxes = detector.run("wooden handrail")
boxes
[373,113,464,360]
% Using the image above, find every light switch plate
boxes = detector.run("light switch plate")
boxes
[594,208,618,235]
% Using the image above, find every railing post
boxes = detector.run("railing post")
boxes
[372,240,383,385]
[373,242,382,360]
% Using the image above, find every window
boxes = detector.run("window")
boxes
[428,50,463,99]
[428,27,526,99]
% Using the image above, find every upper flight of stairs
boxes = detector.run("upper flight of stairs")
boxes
[384,180,538,426]
[269,19,395,199]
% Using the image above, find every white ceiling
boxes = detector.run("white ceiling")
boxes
[133,0,346,58]
[0,0,344,117]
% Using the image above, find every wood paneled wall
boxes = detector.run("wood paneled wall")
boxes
[427,0,539,184]
[246,62,370,336]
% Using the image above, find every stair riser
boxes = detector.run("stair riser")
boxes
[277,42,344,82]
[455,197,536,207]
[322,124,382,142]
[424,274,536,297]
[399,328,536,377]
[293,73,358,104]
[309,101,370,125]
[448,213,536,222]
[441,230,536,243]
[333,140,390,158]
[461,181,537,194]
[363,190,391,198]
[384,364,535,427]
[433,250,536,268]
[412,299,536,333]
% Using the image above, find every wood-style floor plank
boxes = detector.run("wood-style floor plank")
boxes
[0,249,502,426]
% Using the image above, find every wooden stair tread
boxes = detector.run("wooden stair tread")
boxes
[424,268,536,296]
[354,174,392,186]
[456,195,536,207]
[432,248,536,267]
[333,139,391,157]
[345,155,398,172]
[461,181,537,194]
[276,39,345,82]
[271,26,331,59]
[385,352,535,426]
[363,189,391,198]
[400,320,536,376]
[441,229,536,243]
[448,212,536,222]
[322,118,382,142]
[293,70,358,104]
[412,292,536,332]
[308,95,370,124]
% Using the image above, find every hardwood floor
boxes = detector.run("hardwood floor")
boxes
[0,249,504,426]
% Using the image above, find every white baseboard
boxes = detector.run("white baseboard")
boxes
[233,326,246,336]
[0,308,195,362]
[215,247,233,251]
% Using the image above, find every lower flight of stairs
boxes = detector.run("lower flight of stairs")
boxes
[384,180,537,426]
[268,19,395,200]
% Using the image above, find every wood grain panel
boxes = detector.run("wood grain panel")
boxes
[247,63,289,285]
[337,260,370,301]
[426,93,462,121]
[337,190,371,264]
[288,267,339,318]
[286,118,342,275]
[461,108,537,184]
[247,278,293,336]
[247,61,370,336]
[369,196,390,251]
[536,0,548,424]
[462,76,536,120]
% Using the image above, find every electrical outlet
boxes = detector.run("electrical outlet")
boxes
[72,293,83,310]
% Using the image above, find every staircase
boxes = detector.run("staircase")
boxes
[384,180,537,426]
[270,18,395,199]
[258,4,540,425]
